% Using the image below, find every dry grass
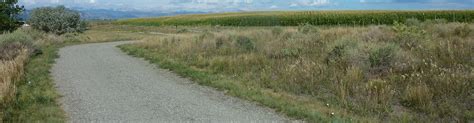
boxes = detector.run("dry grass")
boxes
[0,50,28,120]
[0,49,28,104]
[123,21,473,122]
[0,25,152,122]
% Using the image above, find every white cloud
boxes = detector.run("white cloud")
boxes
[310,0,330,6]
[290,3,299,7]
[89,0,96,4]
[270,5,278,8]
[190,0,253,4]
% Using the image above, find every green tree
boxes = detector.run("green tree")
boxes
[28,6,86,35]
[0,0,24,32]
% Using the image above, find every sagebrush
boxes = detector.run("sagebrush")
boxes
[126,21,473,122]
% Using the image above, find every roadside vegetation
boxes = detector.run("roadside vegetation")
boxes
[120,19,473,122]
[117,10,474,26]
[2,6,473,122]
[0,5,148,121]
[0,28,146,122]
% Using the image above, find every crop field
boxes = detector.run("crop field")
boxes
[116,10,474,26]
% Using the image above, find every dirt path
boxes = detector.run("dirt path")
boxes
[52,41,288,122]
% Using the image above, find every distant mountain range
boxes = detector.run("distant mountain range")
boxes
[20,8,208,20]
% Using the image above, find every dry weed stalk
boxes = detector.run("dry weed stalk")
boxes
[0,48,28,102]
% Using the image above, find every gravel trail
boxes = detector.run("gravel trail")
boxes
[52,41,288,122]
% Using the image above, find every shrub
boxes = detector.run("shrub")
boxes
[325,40,358,69]
[402,84,433,111]
[271,27,284,35]
[28,6,86,35]
[235,36,255,51]
[405,18,421,26]
[298,23,317,34]
[365,79,392,112]
[0,30,34,60]
[0,30,33,46]
[454,24,471,37]
[280,48,301,58]
[177,28,189,33]
[369,44,397,69]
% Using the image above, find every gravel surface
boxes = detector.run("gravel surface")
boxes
[52,41,289,122]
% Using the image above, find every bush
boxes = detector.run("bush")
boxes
[454,24,471,37]
[402,84,433,111]
[405,18,421,26]
[298,23,317,34]
[235,36,255,51]
[28,6,86,35]
[0,30,34,60]
[369,44,397,68]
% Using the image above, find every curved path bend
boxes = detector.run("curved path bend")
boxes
[52,41,289,122]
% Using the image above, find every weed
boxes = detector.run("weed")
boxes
[402,83,433,111]
[119,22,473,122]
[454,24,472,37]
[235,36,255,51]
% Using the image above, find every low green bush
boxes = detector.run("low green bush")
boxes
[0,30,34,60]
[235,36,255,51]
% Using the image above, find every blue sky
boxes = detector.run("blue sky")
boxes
[19,0,474,12]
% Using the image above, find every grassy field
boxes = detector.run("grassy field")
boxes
[0,26,150,122]
[1,10,473,122]
[120,20,473,122]
[116,10,474,26]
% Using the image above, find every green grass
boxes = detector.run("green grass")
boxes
[0,27,150,122]
[119,21,473,122]
[2,45,65,122]
[119,44,375,122]
[116,10,474,26]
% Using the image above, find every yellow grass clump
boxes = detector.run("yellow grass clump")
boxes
[0,49,28,102]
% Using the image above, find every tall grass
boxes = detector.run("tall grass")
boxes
[117,10,474,26]
[122,21,473,122]
[0,26,150,122]
[0,49,28,119]
[0,30,33,121]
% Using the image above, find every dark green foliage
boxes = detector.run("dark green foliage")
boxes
[28,6,86,35]
[0,0,24,32]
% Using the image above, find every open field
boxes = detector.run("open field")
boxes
[120,20,473,122]
[117,10,474,26]
[1,10,473,122]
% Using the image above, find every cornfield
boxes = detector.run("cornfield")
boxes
[117,10,474,26]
